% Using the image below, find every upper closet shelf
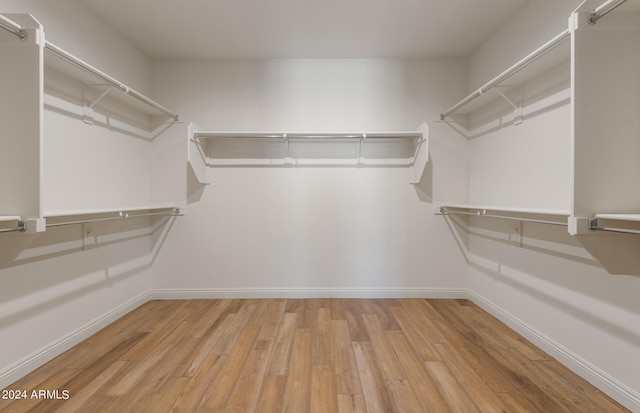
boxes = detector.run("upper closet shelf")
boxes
[44,41,179,121]
[192,130,428,168]
[441,28,570,119]
[594,214,640,222]
[193,131,424,140]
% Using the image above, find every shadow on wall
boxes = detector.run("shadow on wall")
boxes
[412,154,433,204]
[0,216,176,322]
[468,258,640,350]
[0,215,175,270]
[443,214,640,349]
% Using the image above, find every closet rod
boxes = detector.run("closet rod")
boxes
[0,220,26,233]
[588,0,628,24]
[588,219,640,235]
[440,28,571,120]
[193,132,423,139]
[440,207,568,227]
[46,208,181,228]
[0,14,27,40]
[44,41,180,121]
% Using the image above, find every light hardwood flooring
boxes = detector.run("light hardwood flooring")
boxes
[1,299,629,412]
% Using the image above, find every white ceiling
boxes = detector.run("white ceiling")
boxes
[79,0,530,59]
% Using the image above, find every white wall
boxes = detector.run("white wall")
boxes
[468,0,580,90]
[0,0,151,93]
[150,58,470,296]
[465,1,640,409]
[0,0,158,388]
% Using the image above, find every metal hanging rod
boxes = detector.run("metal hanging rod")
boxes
[193,131,423,140]
[588,218,640,235]
[46,207,181,228]
[44,41,179,121]
[588,0,628,24]
[122,209,183,219]
[440,28,570,120]
[440,207,568,227]
[0,220,26,233]
[0,14,27,40]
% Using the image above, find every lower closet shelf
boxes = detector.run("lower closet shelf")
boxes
[437,204,570,227]
[44,206,182,228]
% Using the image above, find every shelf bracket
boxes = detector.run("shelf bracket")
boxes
[495,88,523,126]
[358,133,366,165]
[283,134,293,165]
[82,86,112,125]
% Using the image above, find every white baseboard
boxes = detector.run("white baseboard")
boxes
[0,291,151,390]
[151,287,468,300]
[468,291,640,412]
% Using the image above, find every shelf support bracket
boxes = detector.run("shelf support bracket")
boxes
[83,86,112,125]
[357,133,366,166]
[495,88,523,126]
[283,134,293,165]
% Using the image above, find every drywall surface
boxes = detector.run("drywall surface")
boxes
[150,58,469,295]
[468,0,581,91]
[465,1,640,409]
[0,0,151,94]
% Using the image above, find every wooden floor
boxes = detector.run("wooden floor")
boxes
[1,299,628,413]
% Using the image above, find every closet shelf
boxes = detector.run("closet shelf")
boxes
[437,204,570,226]
[192,130,427,168]
[441,28,570,119]
[594,213,640,222]
[587,214,640,235]
[44,206,182,228]
[193,131,424,140]
[43,41,179,121]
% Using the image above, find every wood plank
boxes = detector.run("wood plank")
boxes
[424,361,481,413]
[225,340,273,413]
[310,364,339,413]
[52,360,128,413]
[184,299,233,339]
[331,319,362,395]
[313,307,333,365]
[253,375,285,413]
[106,320,193,396]
[362,314,405,379]
[198,327,260,410]
[386,330,451,413]
[179,313,235,377]
[352,341,394,413]
[169,355,223,413]
[266,312,298,375]
[139,376,190,413]
[282,329,313,413]
[255,299,287,341]
[388,304,441,361]
[208,300,258,356]
[337,394,367,413]
[385,378,426,413]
